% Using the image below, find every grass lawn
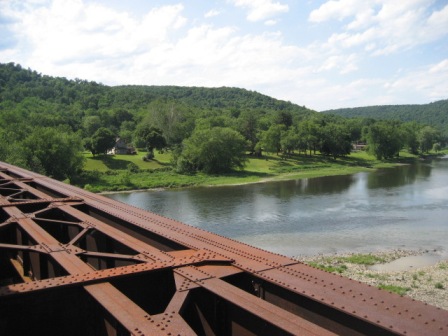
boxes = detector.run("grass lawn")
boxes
[83,151,171,171]
[77,149,425,193]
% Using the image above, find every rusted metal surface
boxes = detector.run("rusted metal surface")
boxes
[0,162,447,336]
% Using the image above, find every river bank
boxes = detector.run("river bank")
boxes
[98,165,373,195]
[296,249,448,310]
[81,150,423,193]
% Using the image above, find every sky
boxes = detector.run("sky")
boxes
[1,0,447,111]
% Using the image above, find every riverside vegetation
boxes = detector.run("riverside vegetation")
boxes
[0,62,447,191]
[78,148,422,193]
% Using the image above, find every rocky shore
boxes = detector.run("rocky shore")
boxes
[296,249,448,310]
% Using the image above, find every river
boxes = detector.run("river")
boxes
[105,157,448,258]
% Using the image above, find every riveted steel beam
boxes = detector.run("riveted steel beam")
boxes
[0,161,447,336]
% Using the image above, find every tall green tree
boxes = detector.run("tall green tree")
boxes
[275,110,293,128]
[177,127,247,174]
[21,127,84,180]
[82,115,102,137]
[365,122,402,159]
[90,127,116,155]
[433,142,442,152]
[320,123,352,159]
[400,122,420,154]
[260,124,284,155]
[237,110,259,153]
[281,128,299,155]
[111,109,134,129]
[298,119,321,156]
[145,101,193,146]
[134,123,166,159]
[418,126,439,153]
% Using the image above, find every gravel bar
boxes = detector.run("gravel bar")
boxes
[295,248,448,310]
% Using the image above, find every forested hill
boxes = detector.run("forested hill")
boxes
[1,62,445,182]
[112,85,311,112]
[0,62,314,115]
[0,62,319,179]
[323,100,448,134]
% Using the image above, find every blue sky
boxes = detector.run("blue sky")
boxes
[1,0,447,110]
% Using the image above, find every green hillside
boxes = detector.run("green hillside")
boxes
[0,62,319,180]
[0,62,444,189]
[0,62,314,116]
[323,100,448,135]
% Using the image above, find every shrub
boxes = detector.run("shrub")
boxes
[127,162,140,173]
[435,282,444,289]
[337,254,385,265]
[378,284,410,296]
[308,262,347,274]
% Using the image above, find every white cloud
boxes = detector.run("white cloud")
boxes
[392,59,448,101]
[328,60,448,108]
[310,1,448,55]
[0,0,188,80]
[429,58,448,73]
[423,4,448,42]
[264,19,277,26]
[309,0,370,23]
[428,3,448,26]
[132,26,312,90]
[229,0,289,22]
[0,0,311,95]
[205,9,220,18]
[0,0,446,111]
[317,53,358,74]
[273,54,448,110]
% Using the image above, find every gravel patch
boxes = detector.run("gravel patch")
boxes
[295,249,448,310]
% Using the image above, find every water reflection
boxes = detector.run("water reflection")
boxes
[367,163,431,189]
[106,161,448,257]
[259,174,356,198]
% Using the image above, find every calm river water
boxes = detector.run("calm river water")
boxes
[106,157,448,257]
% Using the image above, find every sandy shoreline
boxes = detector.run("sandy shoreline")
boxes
[296,249,448,310]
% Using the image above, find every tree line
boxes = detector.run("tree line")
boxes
[0,62,445,180]
[324,100,448,137]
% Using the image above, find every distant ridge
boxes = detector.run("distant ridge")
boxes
[110,85,314,113]
[322,100,448,134]
[0,62,315,116]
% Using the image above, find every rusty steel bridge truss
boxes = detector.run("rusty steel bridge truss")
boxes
[0,161,447,335]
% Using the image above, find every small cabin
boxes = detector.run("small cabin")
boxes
[352,142,367,151]
[107,138,137,155]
